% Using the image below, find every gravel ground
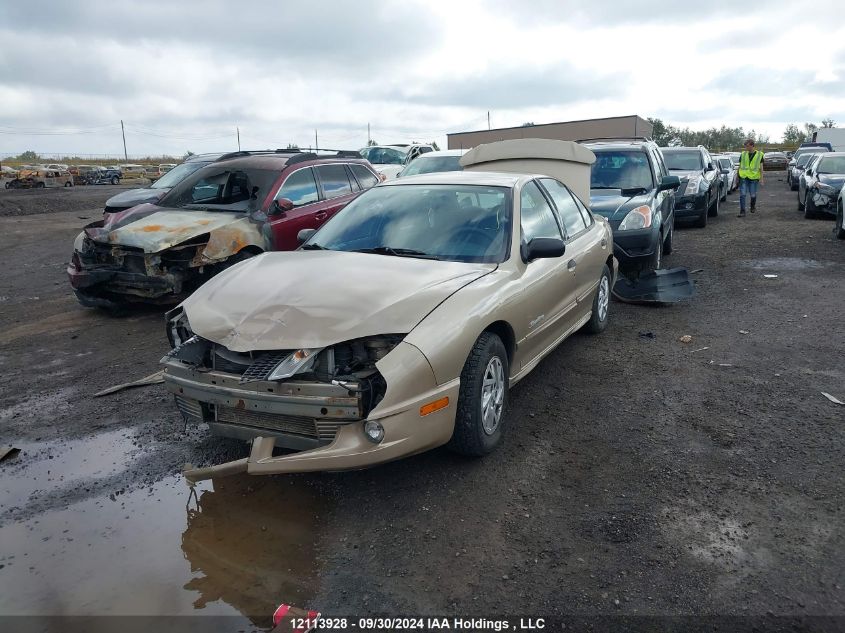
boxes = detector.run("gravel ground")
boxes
[0,177,843,630]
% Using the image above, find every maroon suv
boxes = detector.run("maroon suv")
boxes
[67,150,380,308]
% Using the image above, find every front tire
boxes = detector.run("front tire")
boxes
[110,176,119,185]
[585,265,611,334]
[663,219,674,255]
[804,193,816,219]
[836,204,845,239]
[448,332,509,457]
[708,190,719,217]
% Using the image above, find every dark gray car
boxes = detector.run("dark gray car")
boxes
[104,152,229,214]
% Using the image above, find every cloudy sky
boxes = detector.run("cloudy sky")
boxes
[2,0,844,159]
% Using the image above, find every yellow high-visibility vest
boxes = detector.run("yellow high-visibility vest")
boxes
[739,151,763,180]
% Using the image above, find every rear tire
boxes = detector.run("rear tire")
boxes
[585,265,611,334]
[448,332,509,457]
[110,176,119,185]
[798,190,805,210]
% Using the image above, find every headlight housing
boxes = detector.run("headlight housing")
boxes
[684,176,702,195]
[165,307,194,348]
[266,348,321,381]
[617,205,653,231]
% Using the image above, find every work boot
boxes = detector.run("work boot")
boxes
[737,211,746,217]
[750,198,756,213]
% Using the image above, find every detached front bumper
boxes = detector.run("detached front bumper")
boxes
[162,342,460,479]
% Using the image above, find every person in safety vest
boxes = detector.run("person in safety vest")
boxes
[738,138,764,217]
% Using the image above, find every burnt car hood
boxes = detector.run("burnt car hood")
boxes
[105,187,168,210]
[84,204,246,253]
[589,190,650,223]
[181,251,496,352]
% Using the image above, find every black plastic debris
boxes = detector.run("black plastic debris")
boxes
[613,268,696,305]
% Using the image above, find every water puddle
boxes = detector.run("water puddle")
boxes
[0,474,324,628]
[742,257,826,271]
[0,428,140,513]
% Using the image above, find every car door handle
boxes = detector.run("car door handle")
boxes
[314,212,328,221]
[567,259,577,271]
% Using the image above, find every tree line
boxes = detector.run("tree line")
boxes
[647,118,836,150]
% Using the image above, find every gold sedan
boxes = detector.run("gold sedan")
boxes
[162,141,616,480]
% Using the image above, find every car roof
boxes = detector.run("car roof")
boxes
[411,149,467,157]
[380,170,532,187]
[583,140,655,151]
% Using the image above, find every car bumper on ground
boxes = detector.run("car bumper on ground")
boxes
[161,347,460,479]
[67,259,182,306]
[673,193,707,218]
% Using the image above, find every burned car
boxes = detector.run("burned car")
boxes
[67,150,379,308]
[161,139,617,480]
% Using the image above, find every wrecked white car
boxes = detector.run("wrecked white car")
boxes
[67,150,379,308]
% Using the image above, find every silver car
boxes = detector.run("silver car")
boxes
[788,152,818,191]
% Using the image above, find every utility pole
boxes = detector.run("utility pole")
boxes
[315,129,318,151]
[367,122,371,146]
[487,111,491,130]
[236,126,241,151]
[120,120,128,160]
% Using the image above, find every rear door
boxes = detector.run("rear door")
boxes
[513,180,577,365]
[313,163,359,225]
[539,178,607,319]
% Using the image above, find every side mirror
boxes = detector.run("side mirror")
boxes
[297,228,317,245]
[720,169,729,175]
[657,175,681,192]
[806,170,813,176]
[521,237,565,262]
[705,162,715,171]
[270,197,294,216]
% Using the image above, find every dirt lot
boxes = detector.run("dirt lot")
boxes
[0,178,843,631]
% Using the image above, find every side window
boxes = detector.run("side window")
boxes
[316,164,353,200]
[520,181,562,242]
[539,178,588,238]
[276,168,319,206]
[349,163,379,190]
[652,149,667,178]
[573,194,594,228]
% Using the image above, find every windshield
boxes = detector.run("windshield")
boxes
[150,161,210,189]
[661,151,703,171]
[157,166,280,212]
[796,153,815,167]
[360,146,408,165]
[817,156,845,174]
[400,155,463,177]
[306,184,511,263]
[590,151,654,189]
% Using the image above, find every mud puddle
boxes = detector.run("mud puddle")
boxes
[0,428,140,514]
[0,473,325,629]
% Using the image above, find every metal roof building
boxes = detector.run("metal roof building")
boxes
[447,115,653,150]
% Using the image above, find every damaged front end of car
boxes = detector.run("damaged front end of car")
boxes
[67,212,265,308]
[161,308,458,480]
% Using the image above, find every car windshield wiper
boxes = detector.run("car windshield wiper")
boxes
[352,246,441,260]
[301,243,326,250]
[620,186,649,195]
[590,186,621,189]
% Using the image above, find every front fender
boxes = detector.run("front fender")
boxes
[404,269,516,385]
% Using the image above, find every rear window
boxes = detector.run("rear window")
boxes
[401,155,464,177]
[590,150,654,190]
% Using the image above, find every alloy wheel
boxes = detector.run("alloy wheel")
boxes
[480,356,505,435]
[597,275,609,322]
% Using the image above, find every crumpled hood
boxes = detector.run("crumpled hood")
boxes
[85,205,243,253]
[819,174,845,189]
[105,187,168,210]
[181,251,496,351]
[589,191,650,222]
